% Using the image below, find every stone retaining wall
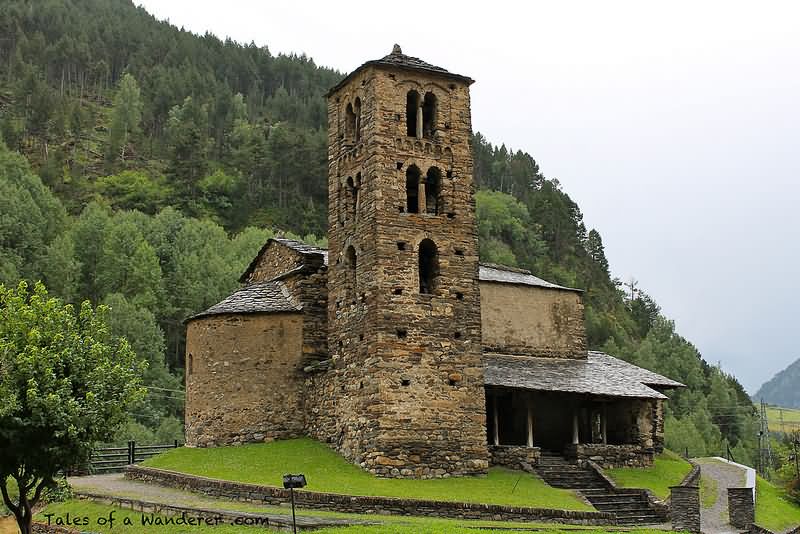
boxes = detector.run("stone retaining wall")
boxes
[32,523,81,534]
[566,443,654,469]
[488,445,540,472]
[728,487,755,530]
[125,465,615,525]
[669,485,700,533]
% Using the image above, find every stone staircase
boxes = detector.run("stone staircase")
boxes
[536,451,666,526]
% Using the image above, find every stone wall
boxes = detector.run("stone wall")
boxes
[244,241,305,284]
[728,487,755,530]
[669,485,700,533]
[480,282,586,358]
[125,465,614,525]
[325,58,489,477]
[282,268,328,365]
[488,445,540,472]
[185,312,305,447]
[566,443,654,469]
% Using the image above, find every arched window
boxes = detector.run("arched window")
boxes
[422,92,437,138]
[345,245,357,298]
[345,102,356,140]
[405,165,421,213]
[425,167,442,215]
[187,353,194,376]
[353,97,362,142]
[406,90,420,138]
[418,239,439,294]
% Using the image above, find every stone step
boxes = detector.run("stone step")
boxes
[592,502,655,512]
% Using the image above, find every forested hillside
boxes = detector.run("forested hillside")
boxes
[0,0,762,466]
[755,358,800,409]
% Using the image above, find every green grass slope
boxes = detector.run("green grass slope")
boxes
[143,438,591,511]
[755,476,800,532]
[605,450,693,500]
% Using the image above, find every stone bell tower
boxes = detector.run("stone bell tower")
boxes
[325,45,488,477]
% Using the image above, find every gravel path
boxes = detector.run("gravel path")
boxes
[68,474,373,529]
[693,458,747,534]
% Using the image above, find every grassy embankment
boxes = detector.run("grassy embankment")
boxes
[143,438,591,511]
[755,476,800,532]
[605,450,693,500]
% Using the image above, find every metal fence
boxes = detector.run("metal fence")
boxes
[89,440,180,473]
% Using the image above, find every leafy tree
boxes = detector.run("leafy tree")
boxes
[0,141,66,285]
[0,282,143,534]
[107,73,143,164]
[95,170,171,213]
[96,216,163,311]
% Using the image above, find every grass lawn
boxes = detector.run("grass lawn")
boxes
[143,438,591,511]
[765,404,800,433]
[699,473,718,509]
[755,476,800,532]
[36,500,670,534]
[605,450,692,500]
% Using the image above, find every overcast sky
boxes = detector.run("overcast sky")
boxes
[136,0,800,393]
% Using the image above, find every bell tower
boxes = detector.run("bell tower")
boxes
[325,45,488,477]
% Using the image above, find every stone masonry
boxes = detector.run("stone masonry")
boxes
[669,485,701,533]
[183,46,684,479]
[322,45,488,477]
[728,487,755,530]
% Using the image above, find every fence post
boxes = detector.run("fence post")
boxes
[127,440,134,464]
[174,439,178,448]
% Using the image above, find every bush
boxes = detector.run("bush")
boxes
[42,478,73,504]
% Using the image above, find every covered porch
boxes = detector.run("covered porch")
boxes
[483,351,682,469]
[485,387,659,468]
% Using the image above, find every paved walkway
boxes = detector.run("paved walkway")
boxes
[693,458,747,534]
[68,474,375,530]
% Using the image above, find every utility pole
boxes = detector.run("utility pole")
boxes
[758,400,775,480]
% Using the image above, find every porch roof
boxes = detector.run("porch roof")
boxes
[484,351,684,400]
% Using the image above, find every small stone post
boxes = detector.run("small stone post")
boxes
[728,487,755,530]
[669,485,700,533]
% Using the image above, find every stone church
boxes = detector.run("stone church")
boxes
[184,46,684,478]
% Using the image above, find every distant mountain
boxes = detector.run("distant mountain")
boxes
[754,358,800,408]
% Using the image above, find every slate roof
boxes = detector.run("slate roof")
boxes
[327,44,474,96]
[239,237,328,283]
[479,263,581,292]
[188,281,301,321]
[484,351,684,399]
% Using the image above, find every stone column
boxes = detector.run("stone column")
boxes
[601,405,608,445]
[492,395,499,446]
[728,487,755,530]
[416,106,423,139]
[526,399,534,448]
[669,485,700,533]
[572,412,579,445]
[417,180,426,214]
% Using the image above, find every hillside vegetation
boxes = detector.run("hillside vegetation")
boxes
[755,358,800,409]
[0,0,766,470]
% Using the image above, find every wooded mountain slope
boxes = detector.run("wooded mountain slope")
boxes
[755,358,800,409]
[0,0,762,464]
